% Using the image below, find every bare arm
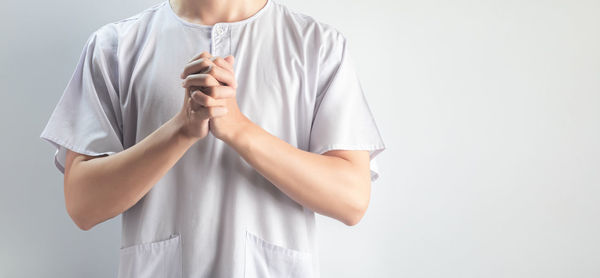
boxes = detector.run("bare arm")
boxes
[63,51,234,231]
[64,112,205,231]
[223,123,372,226]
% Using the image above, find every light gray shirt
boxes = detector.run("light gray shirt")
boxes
[39,0,386,277]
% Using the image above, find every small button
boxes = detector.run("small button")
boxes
[215,25,225,35]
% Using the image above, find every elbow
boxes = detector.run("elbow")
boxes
[74,219,93,231]
[342,215,361,227]
[68,214,93,231]
[341,174,371,226]
[66,202,95,231]
[341,190,370,226]
[63,159,102,231]
[64,185,97,231]
[342,202,368,226]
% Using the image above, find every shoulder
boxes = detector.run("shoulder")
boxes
[84,2,166,55]
[270,0,348,54]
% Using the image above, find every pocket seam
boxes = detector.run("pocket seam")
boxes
[119,234,181,255]
[245,231,311,258]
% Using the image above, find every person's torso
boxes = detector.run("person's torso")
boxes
[104,1,342,277]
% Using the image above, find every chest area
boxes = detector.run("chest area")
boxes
[121,39,316,145]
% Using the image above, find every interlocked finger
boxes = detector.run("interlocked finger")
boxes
[182,73,220,88]
[201,86,236,99]
[180,57,215,79]
[203,62,237,88]
[187,51,213,63]
[212,57,234,74]
[191,89,227,107]
[191,104,228,119]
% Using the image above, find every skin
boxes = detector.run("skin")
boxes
[63,0,372,231]
[169,0,270,26]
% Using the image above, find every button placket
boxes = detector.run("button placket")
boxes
[215,25,225,36]
[212,24,227,40]
[211,24,230,57]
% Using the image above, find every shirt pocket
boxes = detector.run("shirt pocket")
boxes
[244,231,314,278]
[117,234,182,278]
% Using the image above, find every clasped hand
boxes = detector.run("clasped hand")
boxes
[177,51,251,142]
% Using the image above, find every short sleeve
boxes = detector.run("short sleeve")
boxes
[309,33,386,182]
[39,27,124,175]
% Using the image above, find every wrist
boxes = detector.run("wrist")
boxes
[171,111,200,144]
[222,117,254,147]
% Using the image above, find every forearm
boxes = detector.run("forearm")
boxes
[65,112,198,230]
[223,122,370,226]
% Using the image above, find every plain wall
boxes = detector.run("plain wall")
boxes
[1,0,599,277]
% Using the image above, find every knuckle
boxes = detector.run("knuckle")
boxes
[207,75,218,86]
[208,87,218,98]
[189,51,210,62]
[198,51,209,59]
[200,59,211,68]
[205,64,215,74]
[182,65,191,76]
[214,57,225,65]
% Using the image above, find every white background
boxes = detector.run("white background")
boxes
[1,0,599,277]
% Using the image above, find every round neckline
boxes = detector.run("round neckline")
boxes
[166,0,272,29]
